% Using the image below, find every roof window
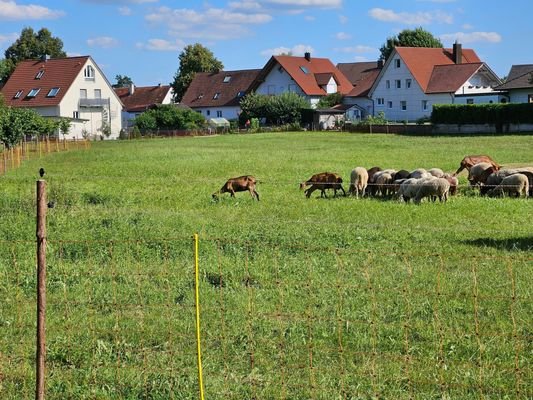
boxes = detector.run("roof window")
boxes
[35,70,45,79]
[223,76,231,83]
[237,91,245,98]
[213,92,220,99]
[47,87,60,97]
[299,66,310,74]
[14,90,23,99]
[27,88,41,98]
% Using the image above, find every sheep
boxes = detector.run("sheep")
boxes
[480,169,520,195]
[467,162,493,185]
[366,166,382,197]
[428,168,445,178]
[392,169,410,181]
[212,175,259,201]
[454,155,500,176]
[375,171,394,197]
[442,173,459,196]
[348,167,369,198]
[396,178,422,202]
[413,177,451,204]
[488,173,529,198]
[300,172,345,198]
[409,168,431,179]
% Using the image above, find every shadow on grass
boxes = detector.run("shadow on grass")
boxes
[463,236,533,251]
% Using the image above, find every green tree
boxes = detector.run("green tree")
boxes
[239,92,270,122]
[134,104,205,133]
[58,118,71,138]
[113,75,134,88]
[240,92,310,125]
[0,107,43,148]
[171,43,224,102]
[379,27,443,61]
[316,93,344,109]
[1,27,66,82]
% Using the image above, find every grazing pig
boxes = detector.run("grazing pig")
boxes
[213,175,259,201]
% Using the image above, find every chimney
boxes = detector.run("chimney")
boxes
[453,40,462,64]
[304,52,311,62]
[129,83,135,95]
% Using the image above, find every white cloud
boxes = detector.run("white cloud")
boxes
[440,31,502,44]
[260,44,314,57]
[87,36,119,48]
[0,0,65,20]
[368,7,453,25]
[82,0,157,3]
[262,0,341,6]
[229,0,341,14]
[335,32,351,40]
[136,38,185,51]
[334,45,375,54]
[146,7,272,40]
[118,6,132,15]
[338,14,348,24]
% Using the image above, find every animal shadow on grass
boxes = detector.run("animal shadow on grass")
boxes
[462,236,533,252]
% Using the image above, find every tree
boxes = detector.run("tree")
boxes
[316,93,344,109]
[171,43,224,102]
[113,75,133,88]
[0,107,42,148]
[134,104,205,133]
[240,92,310,125]
[379,27,443,61]
[1,27,67,82]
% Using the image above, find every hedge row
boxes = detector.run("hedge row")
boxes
[431,103,533,125]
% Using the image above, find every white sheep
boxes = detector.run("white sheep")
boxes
[348,167,369,198]
[428,168,444,178]
[375,172,393,197]
[409,168,431,179]
[467,162,493,185]
[414,177,450,204]
[489,173,529,198]
[396,178,422,202]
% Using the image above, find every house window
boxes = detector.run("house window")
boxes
[14,90,23,99]
[377,98,384,106]
[206,110,210,116]
[84,65,95,79]
[466,98,474,104]
[386,80,390,89]
[406,79,412,89]
[422,100,428,111]
[401,101,407,111]
[94,89,101,99]
[387,101,393,109]
[396,80,401,89]
[27,88,41,98]
[216,111,222,118]
[395,59,401,68]
[47,87,60,97]
[73,111,79,119]
[299,66,310,74]
[223,76,231,83]
[237,91,245,98]
[35,70,45,79]
[80,89,87,99]
[213,92,220,99]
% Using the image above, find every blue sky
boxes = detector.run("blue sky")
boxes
[0,0,531,86]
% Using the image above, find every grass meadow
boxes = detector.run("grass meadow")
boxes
[0,132,532,399]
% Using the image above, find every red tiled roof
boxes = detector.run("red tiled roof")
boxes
[1,56,90,107]
[115,85,172,112]
[181,69,261,108]
[338,62,382,97]
[254,55,353,96]
[395,47,481,92]
[426,63,483,93]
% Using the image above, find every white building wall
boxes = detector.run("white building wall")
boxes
[343,97,373,118]
[59,58,122,139]
[508,88,533,103]
[256,64,308,99]
[194,106,241,120]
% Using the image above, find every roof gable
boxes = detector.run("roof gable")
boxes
[256,55,353,96]
[425,63,483,93]
[1,56,90,107]
[181,69,261,108]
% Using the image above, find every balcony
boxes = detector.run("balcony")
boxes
[79,98,109,108]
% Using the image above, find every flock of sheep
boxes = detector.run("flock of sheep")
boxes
[212,155,532,203]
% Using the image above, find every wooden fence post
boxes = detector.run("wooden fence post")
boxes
[36,180,47,400]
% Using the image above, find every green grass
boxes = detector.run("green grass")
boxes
[0,132,532,399]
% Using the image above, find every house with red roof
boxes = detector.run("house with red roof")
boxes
[115,83,174,128]
[1,55,123,139]
[250,53,353,108]
[495,64,533,103]
[181,69,261,121]
[368,43,505,122]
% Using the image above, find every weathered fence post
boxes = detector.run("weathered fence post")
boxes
[36,180,47,400]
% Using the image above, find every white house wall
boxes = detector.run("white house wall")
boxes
[507,88,533,103]
[343,97,373,118]
[256,65,307,99]
[194,106,241,120]
[59,58,122,139]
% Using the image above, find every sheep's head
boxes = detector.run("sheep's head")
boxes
[299,182,306,190]
[212,192,220,201]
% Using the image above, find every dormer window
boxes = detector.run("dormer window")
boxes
[27,88,41,98]
[237,91,245,98]
[47,87,60,97]
[223,76,231,83]
[84,65,95,79]
[213,92,220,99]
[35,70,45,79]
[14,90,23,99]
[299,66,310,74]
